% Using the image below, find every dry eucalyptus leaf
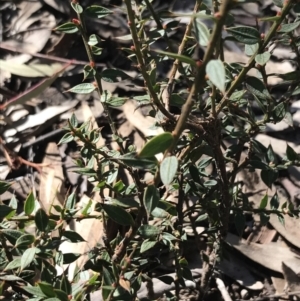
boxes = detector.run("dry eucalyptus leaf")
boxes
[226,233,298,273]
[39,142,65,213]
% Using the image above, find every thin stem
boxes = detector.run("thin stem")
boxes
[215,0,294,115]
[77,14,125,153]
[124,0,175,121]
[168,0,233,154]
[161,1,201,110]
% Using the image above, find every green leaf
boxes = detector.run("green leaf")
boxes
[196,213,208,222]
[5,258,21,271]
[193,20,210,46]
[149,67,157,86]
[71,3,83,14]
[101,69,130,83]
[90,45,103,55]
[261,169,278,188]
[286,144,298,161]
[245,43,259,56]
[102,204,134,226]
[255,52,271,66]
[84,5,113,18]
[259,193,268,209]
[138,132,174,158]
[151,207,168,218]
[54,22,79,34]
[273,0,283,7]
[21,247,37,270]
[63,230,85,243]
[67,83,96,94]
[0,275,23,281]
[58,274,72,296]
[154,50,197,67]
[266,144,276,164]
[83,64,96,80]
[259,212,270,226]
[66,191,76,210]
[0,204,15,219]
[278,21,300,33]
[63,253,81,264]
[138,225,161,238]
[160,156,178,185]
[144,185,160,214]
[272,102,286,122]
[204,179,217,187]
[15,234,35,248]
[170,94,185,107]
[119,154,158,169]
[0,181,11,194]
[227,26,260,44]
[54,289,69,301]
[57,133,74,145]
[106,97,127,107]
[270,193,279,210]
[109,197,139,208]
[70,113,79,128]
[88,34,102,46]
[206,59,226,92]
[81,199,93,215]
[198,157,213,169]
[35,208,49,232]
[2,229,23,245]
[38,282,56,298]
[140,240,157,253]
[24,191,35,216]
[246,76,271,100]
[23,286,47,298]
[157,199,177,216]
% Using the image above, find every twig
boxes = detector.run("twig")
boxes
[168,0,233,154]
[124,0,175,121]
[215,0,294,115]
[161,1,201,111]
[0,43,92,66]
[0,136,49,173]
[76,13,125,154]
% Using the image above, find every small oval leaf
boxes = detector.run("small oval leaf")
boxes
[144,185,160,214]
[193,20,210,46]
[21,247,37,271]
[35,208,49,232]
[227,26,260,45]
[160,156,178,185]
[206,59,226,92]
[102,204,134,226]
[24,191,35,216]
[140,240,157,253]
[138,225,161,238]
[15,234,35,248]
[54,22,79,34]
[67,83,96,94]
[255,52,271,66]
[0,181,11,194]
[138,132,174,158]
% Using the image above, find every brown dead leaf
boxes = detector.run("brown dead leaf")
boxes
[226,233,299,273]
[39,142,65,213]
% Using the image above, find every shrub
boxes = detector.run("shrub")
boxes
[1,0,300,300]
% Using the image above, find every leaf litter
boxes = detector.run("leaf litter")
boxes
[1,0,300,300]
